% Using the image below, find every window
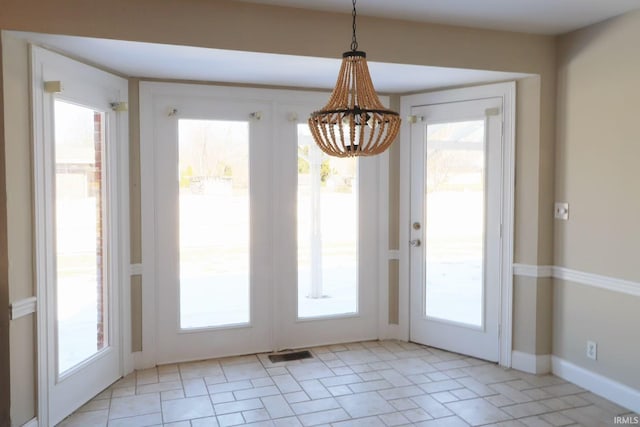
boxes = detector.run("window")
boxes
[297,124,358,318]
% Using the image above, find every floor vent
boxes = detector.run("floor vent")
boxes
[268,350,313,363]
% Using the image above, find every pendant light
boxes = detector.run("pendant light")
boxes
[308,0,401,158]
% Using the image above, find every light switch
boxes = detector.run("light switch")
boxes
[554,202,569,220]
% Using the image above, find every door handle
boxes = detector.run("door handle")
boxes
[410,239,421,247]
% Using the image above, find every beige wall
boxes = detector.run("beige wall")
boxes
[554,10,640,389]
[0,34,12,427]
[556,10,640,280]
[514,76,542,264]
[129,79,142,264]
[535,277,553,355]
[512,276,537,355]
[129,79,144,352]
[512,276,552,355]
[0,0,555,74]
[2,34,37,427]
[510,74,555,357]
[1,0,557,424]
[387,96,400,325]
[553,280,640,389]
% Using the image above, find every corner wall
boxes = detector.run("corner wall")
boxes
[2,33,36,427]
[0,34,12,427]
[554,10,640,390]
[511,74,555,360]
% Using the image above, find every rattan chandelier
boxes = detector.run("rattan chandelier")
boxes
[308,0,401,158]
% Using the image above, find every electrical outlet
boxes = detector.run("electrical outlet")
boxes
[587,340,597,360]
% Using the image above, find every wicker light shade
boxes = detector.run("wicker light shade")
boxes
[308,0,400,158]
[309,51,401,158]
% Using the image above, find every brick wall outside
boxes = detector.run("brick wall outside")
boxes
[94,111,105,350]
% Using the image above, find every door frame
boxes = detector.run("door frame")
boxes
[399,82,516,367]
[31,46,131,426]
[146,90,276,364]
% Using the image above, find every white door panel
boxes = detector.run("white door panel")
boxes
[32,47,128,426]
[152,96,272,363]
[409,97,503,362]
[274,109,378,349]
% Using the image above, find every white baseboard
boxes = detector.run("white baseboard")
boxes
[552,356,640,414]
[22,418,38,427]
[511,351,551,374]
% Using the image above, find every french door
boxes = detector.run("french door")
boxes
[140,83,378,365]
[150,93,272,363]
[32,47,129,425]
[409,96,505,362]
[274,104,379,350]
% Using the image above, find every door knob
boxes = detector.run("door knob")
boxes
[410,239,421,247]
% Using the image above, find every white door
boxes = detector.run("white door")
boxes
[32,47,129,425]
[140,84,379,364]
[409,97,503,362]
[149,93,273,364]
[274,105,378,350]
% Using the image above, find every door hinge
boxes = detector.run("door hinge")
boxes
[485,107,500,117]
[44,81,63,93]
[407,115,424,124]
[110,102,129,112]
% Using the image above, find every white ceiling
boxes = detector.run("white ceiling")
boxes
[12,32,528,93]
[235,0,639,35]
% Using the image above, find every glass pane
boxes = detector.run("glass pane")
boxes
[297,124,357,318]
[54,100,107,375]
[425,120,485,327]
[178,120,250,328]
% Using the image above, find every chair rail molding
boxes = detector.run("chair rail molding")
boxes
[512,263,640,297]
[9,296,37,320]
[512,263,552,278]
[130,263,143,275]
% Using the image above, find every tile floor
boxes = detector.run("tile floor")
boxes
[58,341,638,427]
